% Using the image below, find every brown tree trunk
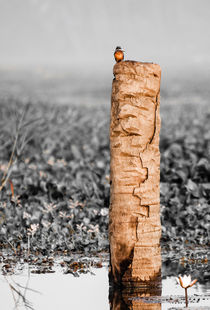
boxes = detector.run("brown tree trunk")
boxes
[109,60,161,287]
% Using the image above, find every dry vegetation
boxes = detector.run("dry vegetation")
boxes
[0,98,210,258]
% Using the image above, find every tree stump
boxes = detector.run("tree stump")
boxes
[109,60,162,287]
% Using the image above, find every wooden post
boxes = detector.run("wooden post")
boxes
[109,60,161,287]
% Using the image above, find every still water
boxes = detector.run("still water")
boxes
[1,263,210,310]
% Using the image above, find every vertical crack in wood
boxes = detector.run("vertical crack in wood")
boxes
[132,92,159,220]
[149,93,159,145]
[135,217,139,241]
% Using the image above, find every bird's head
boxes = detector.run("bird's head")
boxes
[115,46,124,52]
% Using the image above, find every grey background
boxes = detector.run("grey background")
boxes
[0,0,209,104]
[1,0,210,70]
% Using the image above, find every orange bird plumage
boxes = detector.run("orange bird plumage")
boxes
[114,46,124,63]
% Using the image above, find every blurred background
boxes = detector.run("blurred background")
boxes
[0,0,210,105]
[0,3,210,304]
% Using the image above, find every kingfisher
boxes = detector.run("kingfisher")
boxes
[114,46,124,63]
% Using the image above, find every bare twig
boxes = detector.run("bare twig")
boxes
[9,283,34,310]
[27,234,30,258]
[0,139,18,192]
[15,282,41,295]
[0,103,33,193]
[4,276,18,309]
[4,237,17,255]
[5,273,36,310]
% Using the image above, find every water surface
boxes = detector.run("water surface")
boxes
[1,263,210,310]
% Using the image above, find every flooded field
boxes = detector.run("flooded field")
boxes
[0,249,210,310]
[0,69,210,309]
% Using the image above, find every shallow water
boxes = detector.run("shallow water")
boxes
[1,264,210,310]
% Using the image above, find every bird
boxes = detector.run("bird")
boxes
[114,46,124,63]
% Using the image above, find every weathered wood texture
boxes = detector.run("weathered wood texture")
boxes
[109,60,161,286]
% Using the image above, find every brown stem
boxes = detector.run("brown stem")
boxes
[185,288,188,308]
[0,134,18,192]
[0,104,28,193]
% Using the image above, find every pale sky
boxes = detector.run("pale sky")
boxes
[0,0,210,72]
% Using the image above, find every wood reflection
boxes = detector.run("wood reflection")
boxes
[109,276,161,310]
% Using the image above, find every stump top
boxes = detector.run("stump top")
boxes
[113,60,161,78]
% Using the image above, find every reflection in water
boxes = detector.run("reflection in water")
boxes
[109,287,161,310]
[4,266,38,310]
[109,277,210,310]
[1,262,210,309]
[109,280,162,310]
